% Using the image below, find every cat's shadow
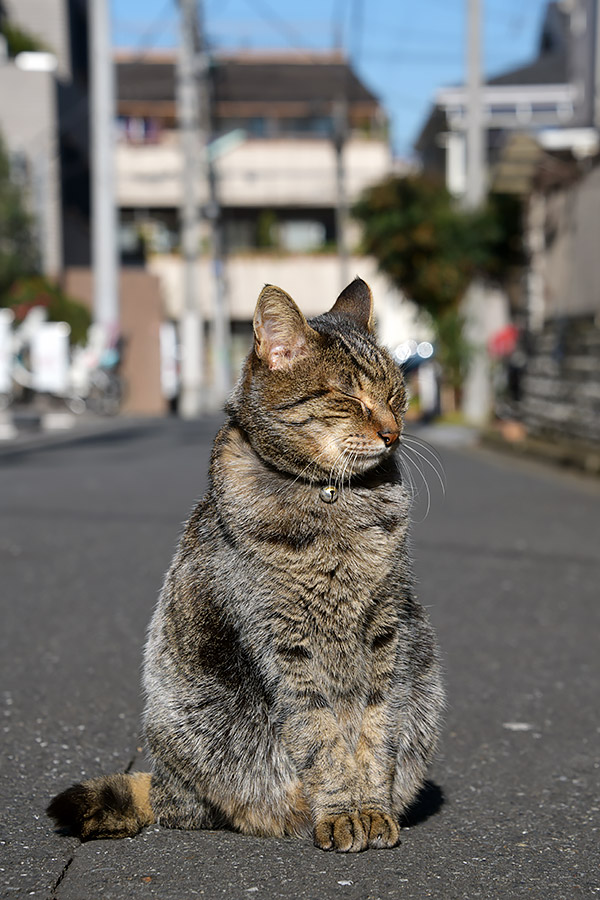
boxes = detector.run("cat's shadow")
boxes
[400,780,445,827]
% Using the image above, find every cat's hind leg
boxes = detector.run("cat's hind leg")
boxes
[47,772,155,840]
[150,760,230,831]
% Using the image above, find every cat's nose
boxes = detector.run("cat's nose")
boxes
[378,430,399,447]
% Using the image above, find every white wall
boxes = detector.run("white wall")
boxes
[148,252,422,349]
[0,65,62,276]
[116,134,392,209]
[4,0,71,79]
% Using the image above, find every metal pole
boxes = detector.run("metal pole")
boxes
[462,0,491,425]
[465,0,485,209]
[89,0,119,332]
[333,98,350,290]
[207,152,231,407]
[177,0,205,419]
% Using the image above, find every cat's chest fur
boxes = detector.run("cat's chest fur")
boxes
[216,425,408,574]
[208,425,410,688]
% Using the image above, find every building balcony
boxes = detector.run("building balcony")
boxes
[115,132,392,209]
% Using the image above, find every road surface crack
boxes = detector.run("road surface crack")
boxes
[47,854,74,898]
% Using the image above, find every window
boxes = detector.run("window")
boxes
[278,220,326,252]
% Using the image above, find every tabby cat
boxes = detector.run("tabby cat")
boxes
[48,278,444,852]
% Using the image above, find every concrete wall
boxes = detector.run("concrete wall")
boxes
[0,64,62,276]
[4,0,71,79]
[116,134,392,209]
[538,163,600,319]
[64,268,167,416]
[148,251,423,386]
[147,251,421,338]
[517,316,600,446]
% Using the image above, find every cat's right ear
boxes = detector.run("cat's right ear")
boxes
[253,285,316,371]
[329,277,374,333]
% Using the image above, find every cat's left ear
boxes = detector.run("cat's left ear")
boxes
[254,284,317,371]
[329,277,374,333]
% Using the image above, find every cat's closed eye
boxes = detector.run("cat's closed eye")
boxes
[337,391,373,418]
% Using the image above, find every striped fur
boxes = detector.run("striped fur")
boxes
[48,279,444,851]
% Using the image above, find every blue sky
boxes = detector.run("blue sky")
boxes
[111,0,552,157]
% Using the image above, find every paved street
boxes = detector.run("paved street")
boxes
[1,418,599,899]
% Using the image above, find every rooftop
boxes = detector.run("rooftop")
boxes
[116,51,380,110]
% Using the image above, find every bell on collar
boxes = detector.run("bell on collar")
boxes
[319,485,338,504]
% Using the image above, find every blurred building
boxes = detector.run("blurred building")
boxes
[413,0,600,431]
[488,140,600,453]
[114,50,419,373]
[416,0,600,196]
[0,0,91,274]
[0,1,166,415]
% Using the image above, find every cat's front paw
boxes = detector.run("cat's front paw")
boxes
[313,811,368,853]
[359,808,400,849]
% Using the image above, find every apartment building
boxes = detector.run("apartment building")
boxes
[0,0,91,275]
[416,0,600,197]
[115,50,417,373]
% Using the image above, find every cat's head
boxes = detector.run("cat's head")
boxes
[228,277,407,481]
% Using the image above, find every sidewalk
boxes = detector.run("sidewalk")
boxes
[0,405,167,459]
[481,422,600,477]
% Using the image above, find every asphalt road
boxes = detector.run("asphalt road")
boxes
[1,418,599,900]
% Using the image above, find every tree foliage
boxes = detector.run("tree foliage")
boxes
[0,135,91,345]
[352,173,524,392]
[0,134,39,297]
[353,173,522,321]
[5,277,91,345]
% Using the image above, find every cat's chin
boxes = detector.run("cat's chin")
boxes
[351,451,393,474]
[318,447,395,480]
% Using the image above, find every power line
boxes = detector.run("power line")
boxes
[331,0,346,51]
[242,0,317,51]
[117,0,178,49]
[360,50,501,65]
[350,0,364,66]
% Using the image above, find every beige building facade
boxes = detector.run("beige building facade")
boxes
[115,51,423,383]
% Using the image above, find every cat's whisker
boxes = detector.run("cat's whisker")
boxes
[319,445,344,496]
[333,447,350,494]
[399,448,424,508]
[402,434,446,494]
[345,449,358,495]
[398,454,417,505]
[403,431,445,465]
[401,438,446,496]
[339,447,354,496]
[400,444,432,519]
[277,441,338,494]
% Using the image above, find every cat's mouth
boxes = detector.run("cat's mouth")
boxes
[334,440,397,474]
[344,438,399,458]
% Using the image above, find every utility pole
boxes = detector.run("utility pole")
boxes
[177,0,206,419]
[333,97,350,291]
[206,145,231,408]
[465,0,485,210]
[89,0,119,335]
[462,0,491,426]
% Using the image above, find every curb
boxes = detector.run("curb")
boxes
[0,414,165,460]
[480,428,600,477]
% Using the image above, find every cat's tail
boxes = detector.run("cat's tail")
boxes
[47,772,155,841]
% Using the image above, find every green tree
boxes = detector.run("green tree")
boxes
[353,173,523,395]
[0,134,91,344]
[0,134,39,297]
[5,276,91,345]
